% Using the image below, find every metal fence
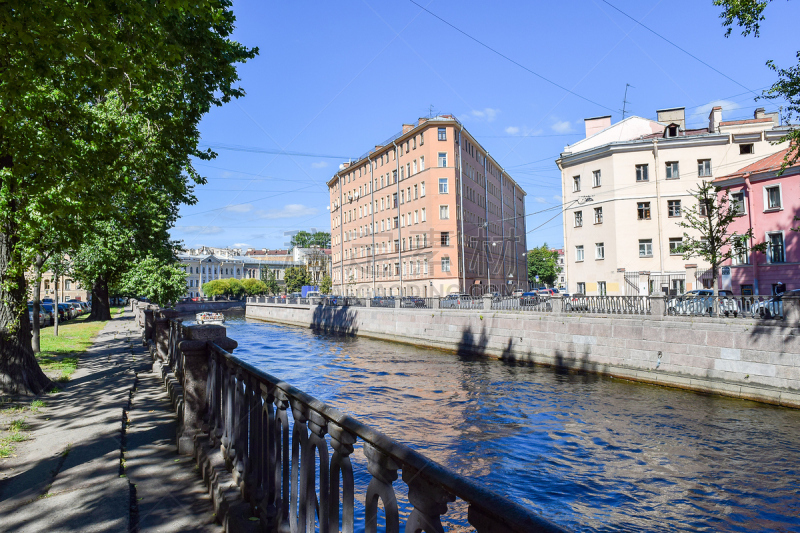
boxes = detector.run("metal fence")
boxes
[371,297,396,308]
[440,297,483,310]
[400,296,436,309]
[322,296,365,307]
[562,296,651,315]
[205,340,566,533]
[666,295,784,318]
[491,296,554,312]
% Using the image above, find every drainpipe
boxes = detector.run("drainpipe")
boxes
[457,124,466,294]
[744,175,758,294]
[368,154,375,298]
[338,172,344,296]
[652,138,666,278]
[393,140,402,297]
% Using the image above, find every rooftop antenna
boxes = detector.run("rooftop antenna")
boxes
[429,104,436,118]
[622,83,634,119]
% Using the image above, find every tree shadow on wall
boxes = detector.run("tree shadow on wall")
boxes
[455,326,490,360]
[311,304,359,336]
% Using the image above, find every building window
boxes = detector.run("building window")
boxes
[439,205,449,219]
[594,207,603,224]
[741,284,754,296]
[421,182,426,196]
[439,178,448,194]
[732,241,749,265]
[421,208,426,222]
[441,232,450,246]
[441,256,451,272]
[420,156,425,170]
[574,211,583,227]
[739,143,754,155]
[400,190,405,204]
[665,161,679,179]
[592,170,601,188]
[595,242,604,260]
[669,237,683,255]
[573,175,581,192]
[575,245,584,262]
[767,232,785,263]
[668,199,681,217]
[731,191,746,215]
[639,239,653,257]
[577,282,586,294]
[438,127,447,141]
[698,159,712,177]
[598,281,607,296]
[764,185,782,210]
[636,164,649,182]
[438,152,447,167]
[637,202,651,220]
[392,193,398,208]
[413,160,417,174]
[65,280,71,290]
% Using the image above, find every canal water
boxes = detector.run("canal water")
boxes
[204,313,800,532]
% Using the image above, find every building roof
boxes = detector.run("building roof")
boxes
[713,147,800,182]
[718,117,774,127]
[245,249,290,256]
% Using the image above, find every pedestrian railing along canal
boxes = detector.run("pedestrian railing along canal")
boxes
[666,295,784,318]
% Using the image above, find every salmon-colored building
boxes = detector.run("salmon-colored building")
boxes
[327,115,528,297]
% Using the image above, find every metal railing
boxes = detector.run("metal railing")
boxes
[492,296,554,312]
[400,296,435,309]
[562,296,650,315]
[666,295,783,318]
[370,297,396,308]
[322,296,365,307]
[205,341,565,533]
[440,297,483,310]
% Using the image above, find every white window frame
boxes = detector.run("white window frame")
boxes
[635,164,649,182]
[765,231,785,263]
[639,239,653,257]
[594,207,603,224]
[763,184,783,211]
[698,159,712,177]
[439,178,449,194]
[574,210,583,227]
[575,245,584,262]
[668,199,681,218]
[595,242,604,260]
[665,161,679,179]
[573,175,581,192]
[668,238,683,255]
[731,191,746,216]
[598,281,607,296]
[577,282,586,294]
[441,256,451,272]
[438,152,447,167]
[439,205,449,219]
[592,170,601,188]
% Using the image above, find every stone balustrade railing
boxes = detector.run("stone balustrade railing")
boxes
[130,298,567,533]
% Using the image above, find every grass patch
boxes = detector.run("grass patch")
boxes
[9,419,29,432]
[30,400,45,412]
[37,313,109,382]
[112,306,124,316]
[0,419,31,457]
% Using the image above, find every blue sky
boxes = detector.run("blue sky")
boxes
[172,0,796,251]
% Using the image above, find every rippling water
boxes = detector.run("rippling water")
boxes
[201,313,800,532]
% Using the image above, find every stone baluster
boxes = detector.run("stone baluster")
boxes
[329,423,356,533]
[290,399,310,532]
[155,310,180,367]
[245,374,262,509]
[222,359,236,464]
[143,307,155,347]
[271,390,291,528]
[403,467,455,533]
[176,324,237,455]
[363,443,400,533]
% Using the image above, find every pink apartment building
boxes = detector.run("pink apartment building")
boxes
[715,147,800,295]
[328,115,528,297]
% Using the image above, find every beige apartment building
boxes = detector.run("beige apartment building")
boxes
[558,106,790,296]
[328,115,528,297]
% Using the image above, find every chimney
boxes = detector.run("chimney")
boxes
[402,123,414,134]
[584,115,612,138]
[418,117,427,125]
[656,107,686,130]
[755,107,780,126]
[708,106,722,133]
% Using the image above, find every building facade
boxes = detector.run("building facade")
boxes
[714,148,800,295]
[328,115,528,297]
[27,272,91,303]
[177,250,264,299]
[558,106,790,296]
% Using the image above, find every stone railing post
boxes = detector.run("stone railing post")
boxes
[177,324,238,455]
[394,298,401,309]
[431,298,440,309]
[648,292,666,320]
[783,295,800,326]
[365,297,372,308]
[143,307,156,346]
[310,297,320,306]
[155,309,181,365]
[482,294,492,311]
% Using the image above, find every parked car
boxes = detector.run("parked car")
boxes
[511,289,524,298]
[667,289,713,315]
[563,293,588,312]
[519,291,540,306]
[57,302,75,320]
[758,289,800,318]
[306,291,321,298]
[67,302,83,316]
[401,296,426,308]
[27,305,47,328]
[537,288,559,297]
[440,293,473,308]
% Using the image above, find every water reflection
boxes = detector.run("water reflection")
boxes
[199,314,800,532]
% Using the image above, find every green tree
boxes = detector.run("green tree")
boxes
[290,231,331,249]
[0,1,257,393]
[262,269,280,295]
[241,278,267,296]
[284,266,311,294]
[117,257,187,308]
[319,274,332,295]
[526,244,560,287]
[226,278,245,299]
[678,181,764,292]
[202,279,227,298]
[715,0,799,168]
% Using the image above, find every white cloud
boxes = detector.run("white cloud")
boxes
[552,194,562,201]
[224,203,253,213]
[177,226,224,235]
[551,120,573,134]
[471,108,500,122]
[255,203,318,220]
[690,99,742,119]
[535,197,547,204]
[311,161,329,169]
[233,242,250,248]
[505,126,520,135]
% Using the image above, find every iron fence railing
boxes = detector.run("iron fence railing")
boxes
[666,295,784,318]
[400,296,436,309]
[371,297,396,308]
[322,296,365,307]
[440,297,483,310]
[562,296,650,315]
[205,340,565,533]
[491,296,554,312]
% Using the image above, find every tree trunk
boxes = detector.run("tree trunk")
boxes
[91,276,112,321]
[0,230,52,395]
[31,257,44,353]
[53,272,59,337]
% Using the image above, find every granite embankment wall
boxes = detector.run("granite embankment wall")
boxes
[173,300,245,314]
[246,302,800,408]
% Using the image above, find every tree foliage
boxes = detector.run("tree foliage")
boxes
[284,267,311,294]
[117,256,187,308]
[678,181,764,291]
[241,278,267,296]
[526,244,560,286]
[202,278,246,299]
[290,231,331,249]
[319,274,332,295]
[715,0,798,168]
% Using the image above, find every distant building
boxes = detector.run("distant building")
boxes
[177,249,264,298]
[26,272,91,303]
[245,248,294,262]
[328,115,528,297]
[558,106,790,296]
[553,248,566,289]
[713,147,800,295]
[293,247,331,284]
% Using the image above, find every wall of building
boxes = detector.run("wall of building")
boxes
[246,301,800,408]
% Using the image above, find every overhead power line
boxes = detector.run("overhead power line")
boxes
[200,142,353,160]
[408,0,619,114]
[599,0,758,97]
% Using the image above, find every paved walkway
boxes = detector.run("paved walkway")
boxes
[0,311,219,532]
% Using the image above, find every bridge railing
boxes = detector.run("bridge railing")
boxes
[205,339,566,533]
[561,295,651,315]
[491,296,554,312]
